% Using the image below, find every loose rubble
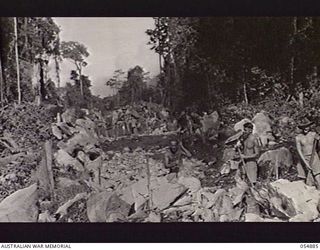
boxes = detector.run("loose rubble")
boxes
[1,103,320,222]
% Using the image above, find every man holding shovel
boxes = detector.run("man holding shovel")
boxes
[235,122,261,186]
[295,120,320,188]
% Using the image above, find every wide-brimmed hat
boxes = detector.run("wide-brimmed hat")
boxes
[297,118,314,129]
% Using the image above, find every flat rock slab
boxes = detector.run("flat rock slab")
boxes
[0,183,38,222]
[270,179,320,222]
[245,213,284,222]
[121,177,187,211]
[177,176,201,194]
[152,180,187,210]
[87,191,131,222]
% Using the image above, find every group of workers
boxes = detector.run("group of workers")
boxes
[111,106,141,138]
[110,103,167,138]
[162,116,320,190]
[85,102,320,189]
[109,102,219,143]
[236,120,320,189]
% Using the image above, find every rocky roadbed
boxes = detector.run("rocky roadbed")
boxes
[0,104,318,222]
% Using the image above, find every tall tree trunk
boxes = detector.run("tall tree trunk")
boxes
[20,17,28,59]
[54,55,60,88]
[117,91,120,107]
[206,72,214,108]
[243,83,248,105]
[155,17,162,74]
[0,21,4,105]
[131,85,135,105]
[166,61,171,108]
[299,92,304,108]
[242,66,248,105]
[39,59,45,102]
[290,17,297,95]
[159,54,162,73]
[79,66,83,96]
[0,52,4,105]
[13,17,21,104]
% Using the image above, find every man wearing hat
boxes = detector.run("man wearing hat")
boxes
[295,119,320,188]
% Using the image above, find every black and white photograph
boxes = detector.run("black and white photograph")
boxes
[2,16,320,227]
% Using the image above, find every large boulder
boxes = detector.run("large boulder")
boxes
[0,184,38,222]
[258,147,293,178]
[251,182,297,220]
[252,112,275,146]
[55,149,84,172]
[270,179,320,222]
[58,130,98,156]
[234,118,253,132]
[87,191,131,222]
[75,118,98,138]
[252,112,272,132]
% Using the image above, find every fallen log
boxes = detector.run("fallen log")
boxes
[55,192,88,219]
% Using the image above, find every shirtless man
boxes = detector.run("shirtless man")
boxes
[295,121,320,188]
[164,140,192,182]
[236,122,260,185]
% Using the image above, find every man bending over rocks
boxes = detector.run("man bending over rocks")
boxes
[164,140,192,182]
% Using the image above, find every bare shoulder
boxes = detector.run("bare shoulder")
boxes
[309,131,320,140]
[164,148,171,156]
[248,134,258,143]
[296,134,302,141]
[309,131,317,137]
